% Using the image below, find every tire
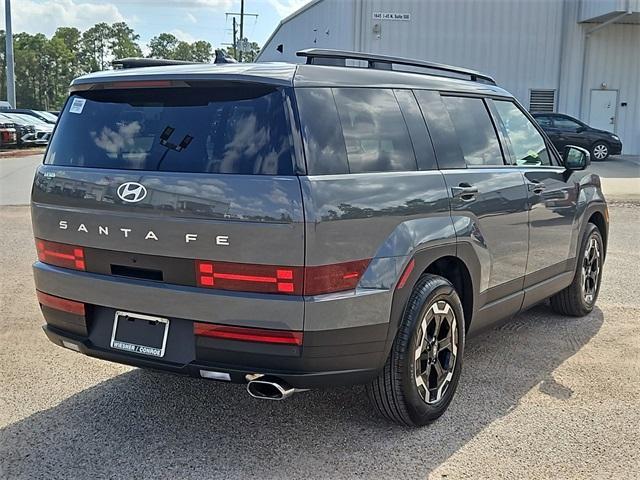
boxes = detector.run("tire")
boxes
[366,274,465,427]
[591,141,610,161]
[550,223,604,317]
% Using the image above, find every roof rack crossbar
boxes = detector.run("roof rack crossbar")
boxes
[296,49,496,85]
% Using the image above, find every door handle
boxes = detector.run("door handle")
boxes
[451,183,478,200]
[527,181,546,194]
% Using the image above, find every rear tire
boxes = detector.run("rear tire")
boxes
[591,141,610,161]
[366,274,465,426]
[550,223,603,316]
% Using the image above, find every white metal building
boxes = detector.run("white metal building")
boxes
[258,0,640,155]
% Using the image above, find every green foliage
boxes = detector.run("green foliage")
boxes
[148,34,213,62]
[1,22,259,109]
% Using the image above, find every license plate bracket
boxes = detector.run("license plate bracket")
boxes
[110,311,169,358]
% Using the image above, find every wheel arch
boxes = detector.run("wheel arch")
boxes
[587,209,608,259]
[380,244,479,366]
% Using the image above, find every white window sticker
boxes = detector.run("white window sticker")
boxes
[69,98,86,114]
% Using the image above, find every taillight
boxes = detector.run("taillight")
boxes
[36,239,85,271]
[196,260,303,294]
[36,291,85,316]
[195,259,371,296]
[193,322,303,346]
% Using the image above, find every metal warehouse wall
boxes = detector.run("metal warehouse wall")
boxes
[354,0,565,111]
[258,0,356,62]
[259,0,639,154]
[580,23,639,154]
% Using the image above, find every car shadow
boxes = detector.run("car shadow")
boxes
[0,304,604,479]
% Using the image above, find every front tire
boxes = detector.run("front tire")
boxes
[591,141,610,161]
[550,223,604,316]
[366,274,465,426]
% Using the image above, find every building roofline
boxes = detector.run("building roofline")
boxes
[256,0,324,62]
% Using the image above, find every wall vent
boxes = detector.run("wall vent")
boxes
[529,89,556,113]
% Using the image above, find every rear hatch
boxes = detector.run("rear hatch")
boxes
[32,82,306,302]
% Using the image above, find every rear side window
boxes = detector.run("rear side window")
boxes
[45,86,295,175]
[493,100,551,166]
[441,96,503,167]
[333,88,417,174]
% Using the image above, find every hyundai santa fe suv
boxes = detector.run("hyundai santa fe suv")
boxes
[32,49,608,426]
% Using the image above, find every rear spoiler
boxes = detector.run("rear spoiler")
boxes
[113,50,237,70]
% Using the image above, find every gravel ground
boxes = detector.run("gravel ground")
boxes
[0,204,638,479]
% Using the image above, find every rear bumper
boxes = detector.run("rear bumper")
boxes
[34,262,391,389]
[42,322,382,389]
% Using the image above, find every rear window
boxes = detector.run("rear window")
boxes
[45,86,295,175]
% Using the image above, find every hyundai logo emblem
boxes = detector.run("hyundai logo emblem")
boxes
[117,182,148,203]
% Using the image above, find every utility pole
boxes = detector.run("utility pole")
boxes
[239,0,244,62]
[5,0,16,107]
[232,17,238,60]
[225,2,258,62]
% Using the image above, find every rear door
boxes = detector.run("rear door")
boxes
[31,83,306,327]
[416,91,530,323]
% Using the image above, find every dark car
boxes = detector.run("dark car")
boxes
[31,50,608,427]
[532,112,622,161]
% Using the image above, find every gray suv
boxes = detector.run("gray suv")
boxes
[31,49,608,426]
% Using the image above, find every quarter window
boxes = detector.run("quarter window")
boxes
[441,96,503,167]
[332,88,417,173]
[296,88,349,175]
[494,101,551,166]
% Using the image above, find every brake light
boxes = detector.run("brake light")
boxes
[194,322,303,346]
[195,259,371,296]
[106,80,174,89]
[36,291,85,316]
[36,239,85,271]
[196,260,303,294]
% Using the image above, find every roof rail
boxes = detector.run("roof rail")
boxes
[296,49,496,85]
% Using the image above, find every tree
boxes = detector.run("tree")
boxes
[2,22,218,110]
[173,41,193,61]
[190,40,213,62]
[110,22,142,59]
[148,33,179,59]
[80,23,113,72]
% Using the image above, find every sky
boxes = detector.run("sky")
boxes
[2,0,312,49]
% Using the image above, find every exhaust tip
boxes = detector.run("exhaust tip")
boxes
[247,378,295,401]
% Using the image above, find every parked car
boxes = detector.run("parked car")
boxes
[0,112,53,146]
[0,113,37,147]
[0,122,18,148]
[0,108,59,125]
[532,112,622,160]
[31,50,608,427]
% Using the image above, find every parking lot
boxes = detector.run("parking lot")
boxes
[1,153,638,479]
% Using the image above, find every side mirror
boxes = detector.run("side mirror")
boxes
[563,145,590,170]
[576,126,586,133]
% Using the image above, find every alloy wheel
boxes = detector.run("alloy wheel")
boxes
[582,236,601,304]
[593,144,608,160]
[414,300,458,404]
